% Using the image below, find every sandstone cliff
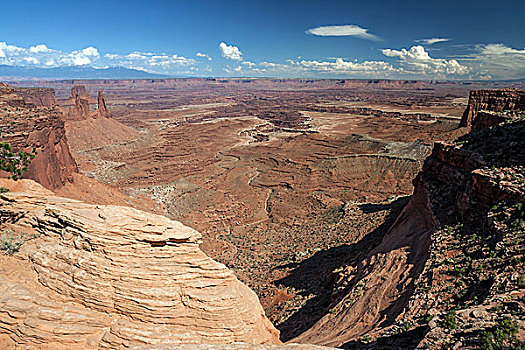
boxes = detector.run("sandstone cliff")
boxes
[460,89,525,129]
[294,91,524,348]
[0,84,78,190]
[0,179,280,348]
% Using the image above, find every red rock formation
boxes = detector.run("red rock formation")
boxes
[63,86,112,120]
[460,89,525,129]
[294,92,525,347]
[0,84,78,190]
[62,85,97,105]
[66,93,92,120]
[96,90,112,117]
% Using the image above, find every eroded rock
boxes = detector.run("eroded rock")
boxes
[0,179,280,348]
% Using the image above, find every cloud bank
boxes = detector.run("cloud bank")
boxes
[0,42,195,73]
[0,42,100,67]
[305,25,379,41]
[1,40,523,79]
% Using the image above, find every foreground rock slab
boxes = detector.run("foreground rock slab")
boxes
[0,179,279,348]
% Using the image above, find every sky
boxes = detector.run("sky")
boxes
[0,0,524,80]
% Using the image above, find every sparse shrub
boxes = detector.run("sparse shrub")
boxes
[0,187,9,193]
[0,231,23,255]
[422,314,434,323]
[0,124,37,180]
[518,275,525,289]
[441,310,457,330]
[479,317,523,350]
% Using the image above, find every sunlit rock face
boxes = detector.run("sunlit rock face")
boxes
[0,179,280,348]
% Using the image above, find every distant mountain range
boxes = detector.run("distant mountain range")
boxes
[0,65,171,79]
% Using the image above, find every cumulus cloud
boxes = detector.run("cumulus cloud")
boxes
[381,45,469,77]
[305,25,379,41]
[81,46,100,57]
[242,61,256,68]
[196,52,212,60]
[289,58,396,75]
[415,38,450,45]
[219,42,243,61]
[29,44,53,53]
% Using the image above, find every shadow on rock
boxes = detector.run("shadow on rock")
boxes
[274,196,409,342]
[343,325,430,350]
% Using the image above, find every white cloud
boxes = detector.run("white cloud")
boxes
[461,43,525,79]
[479,43,525,57]
[196,52,212,60]
[0,41,197,75]
[29,44,53,53]
[0,42,97,66]
[104,51,196,72]
[289,58,396,75]
[415,38,450,45]
[219,42,243,61]
[224,58,399,78]
[381,45,469,77]
[23,57,39,64]
[242,61,256,68]
[81,46,99,57]
[305,25,379,41]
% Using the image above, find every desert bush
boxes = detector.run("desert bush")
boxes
[479,317,524,350]
[0,231,23,255]
[441,310,457,330]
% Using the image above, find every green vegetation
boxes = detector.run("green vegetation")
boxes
[0,231,24,255]
[479,317,524,350]
[441,310,457,330]
[0,230,38,255]
[0,124,37,180]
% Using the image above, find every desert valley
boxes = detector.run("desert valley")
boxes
[1,0,525,348]
[0,77,523,349]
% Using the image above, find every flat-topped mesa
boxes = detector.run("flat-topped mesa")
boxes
[0,179,280,348]
[460,88,525,130]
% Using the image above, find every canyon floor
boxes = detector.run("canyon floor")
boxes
[9,78,525,345]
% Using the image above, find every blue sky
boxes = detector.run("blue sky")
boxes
[1,0,524,80]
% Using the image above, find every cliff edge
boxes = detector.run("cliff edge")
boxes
[294,90,524,349]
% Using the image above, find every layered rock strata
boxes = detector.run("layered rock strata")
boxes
[0,179,280,348]
[294,93,525,348]
[12,87,58,108]
[460,89,525,129]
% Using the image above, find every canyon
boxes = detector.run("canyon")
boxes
[0,79,523,348]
